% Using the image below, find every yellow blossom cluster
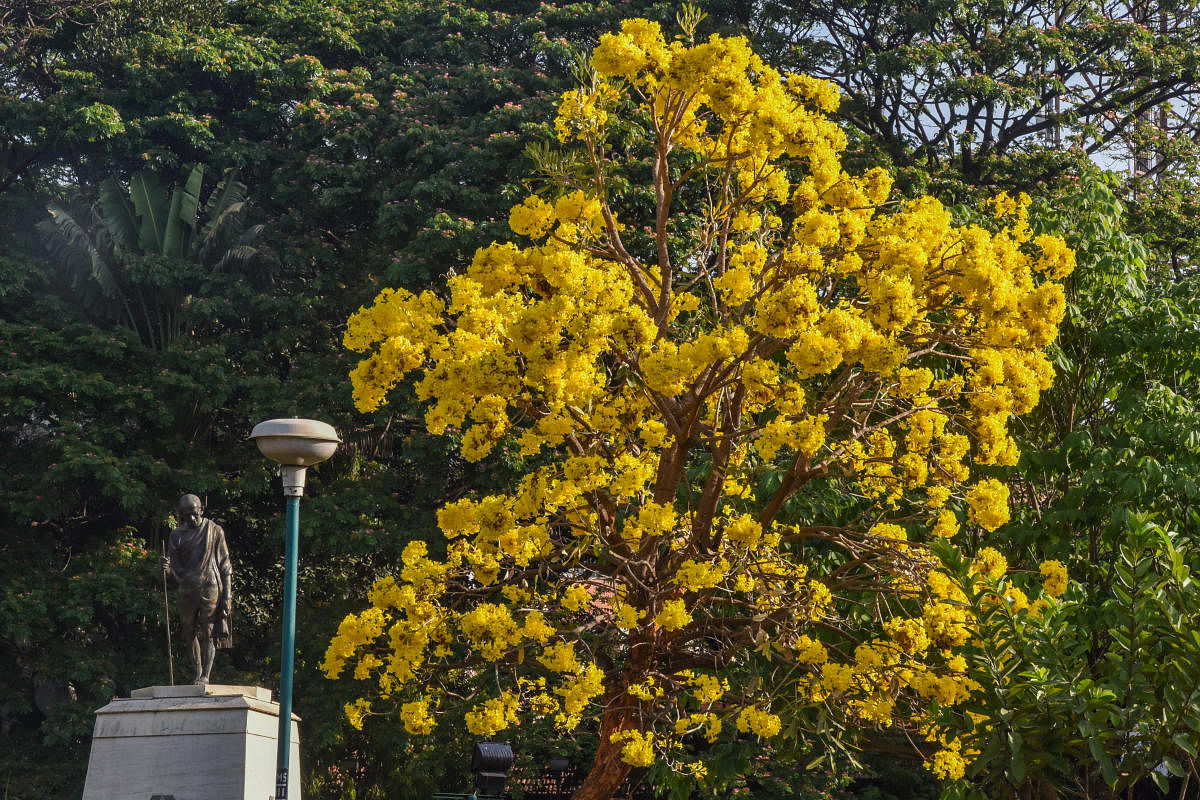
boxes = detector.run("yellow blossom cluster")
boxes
[804,626,978,732]
[912,554,1074,779]
[328,18,1071,790]
[344,698,371,731]
[689,673,729,705]
[400,697,436,735]
[927,736,972,780]
[1039,559,1068,597]
[464,691,519,737]
[654,599,693,631]
[561,584,592,612]
[736,707,783,738]
[610,729,656,767]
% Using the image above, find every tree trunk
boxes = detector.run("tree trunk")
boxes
[572,640,654,800]
[572,704,635,800]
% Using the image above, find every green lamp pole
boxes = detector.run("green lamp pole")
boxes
[251,418,340,800]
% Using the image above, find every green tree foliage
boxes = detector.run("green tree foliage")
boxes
[929,515,1200,799]
[38,165,264,349]
[0,1,719,799]
[1011,171,1200,548]
[7,0,1200,797]
[752,0,1200,189]
[721,3,1200,790]
[905,171,1200,796]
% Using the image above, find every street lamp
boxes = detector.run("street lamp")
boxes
[471,742,515,797]
[250,418,340,800]
[431,742,515,800]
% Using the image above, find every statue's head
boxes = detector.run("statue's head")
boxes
[178,494,203,527]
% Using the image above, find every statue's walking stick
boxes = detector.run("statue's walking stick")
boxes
[161,541,174,686]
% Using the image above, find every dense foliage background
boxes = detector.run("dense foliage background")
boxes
[4,1,1200,798]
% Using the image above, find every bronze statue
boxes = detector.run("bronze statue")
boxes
[163,494,232,685]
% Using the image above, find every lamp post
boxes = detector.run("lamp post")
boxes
[250,418,340,800]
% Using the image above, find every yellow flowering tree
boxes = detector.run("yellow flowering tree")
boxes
[326,15,1072,799]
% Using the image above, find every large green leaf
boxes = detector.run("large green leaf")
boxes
[198,200,247,262]
[97,177,138,255]
[41,204,118,299]
[163,189,185,261]
[162,165,204,259]
[130,172,169,254]
[38,204,138,334]
[211,243,260,274]
[201,168,246,224]
[197,169,254,269]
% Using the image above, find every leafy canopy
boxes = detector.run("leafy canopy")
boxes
[327,16,1073,797]
[39,165,262,349]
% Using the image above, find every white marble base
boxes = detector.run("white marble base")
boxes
[81,685,301,800]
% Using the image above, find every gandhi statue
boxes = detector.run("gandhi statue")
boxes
[163,494,232,685]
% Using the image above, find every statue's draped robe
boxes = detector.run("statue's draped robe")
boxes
[169,519,233,648]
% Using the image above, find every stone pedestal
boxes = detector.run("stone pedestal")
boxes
[81,685,301,800]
